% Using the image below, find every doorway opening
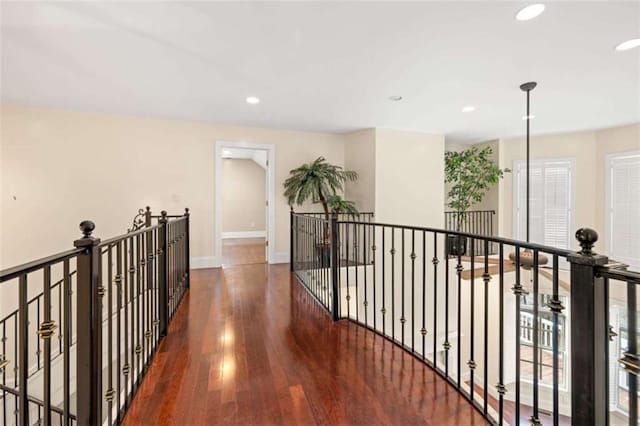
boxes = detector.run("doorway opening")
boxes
[215,141,275,267]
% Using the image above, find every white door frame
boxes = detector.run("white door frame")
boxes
[215,140,275,265]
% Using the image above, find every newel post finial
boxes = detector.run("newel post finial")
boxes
[184,207,190,216]
[160,210,168,222]
[79,220,95,239]
[575,228,598,255]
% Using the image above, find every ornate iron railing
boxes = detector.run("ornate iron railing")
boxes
[291,211,640,425]
[445,210,496,256]
[0,207,190,426]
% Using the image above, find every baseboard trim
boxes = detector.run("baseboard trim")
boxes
[191,256,221,269]
[221,231,266,239]
[271,252,289,264]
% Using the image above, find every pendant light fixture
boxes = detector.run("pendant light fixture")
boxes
[510,81,548,269]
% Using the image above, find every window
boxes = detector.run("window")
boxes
[606,152,640,268]
[513,159,574,250]
[520,294,567,388]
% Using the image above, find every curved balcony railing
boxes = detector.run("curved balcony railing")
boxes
[290,210,640,426]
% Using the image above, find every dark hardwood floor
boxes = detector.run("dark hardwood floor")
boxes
[122,260,488,425]
[222,238,266,266]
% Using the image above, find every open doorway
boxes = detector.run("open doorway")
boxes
[215,141,275,267]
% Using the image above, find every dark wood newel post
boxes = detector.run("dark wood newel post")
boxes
[144,205,152,227]
[568,228,608,425]
[74,220,102,425]
[158,211,169,336]
[290,207,294,272]
[184,207,190,289]
[330,213,340,321]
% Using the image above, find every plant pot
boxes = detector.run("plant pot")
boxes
[315,242,331,268]
[446,235,467,257]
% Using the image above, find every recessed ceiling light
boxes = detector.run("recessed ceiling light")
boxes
[615,39,640,51]
[522,114,536,120]
[516,4,545,21]
[462,106,476,113]
[388,95,403,102]
[246,96,260,104]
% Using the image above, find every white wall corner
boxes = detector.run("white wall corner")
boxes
[271,252,290,264]
[221,231,266,239]
[191,256,221,269]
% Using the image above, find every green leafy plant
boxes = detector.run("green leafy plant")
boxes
[326,195,359,216]
[445,146,509,231]
[284,157,358,220]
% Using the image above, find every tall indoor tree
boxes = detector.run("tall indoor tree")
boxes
[445,146,508,231]
[284,156,358,219]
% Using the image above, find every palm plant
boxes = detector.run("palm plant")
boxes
[284,157,358,220]
[326,195,359,217]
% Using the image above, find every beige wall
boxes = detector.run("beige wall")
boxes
[375,129,445,228]
[344,129,375,212]
[0,105,345,268]
[221,159,265,234]
[498,124,640,254]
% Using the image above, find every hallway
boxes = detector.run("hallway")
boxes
[121,264,487,425]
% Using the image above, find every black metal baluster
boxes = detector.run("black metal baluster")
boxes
[548,254,562,426]
[314,218,318,300]
[382,226,386,335]
[63,260,71,426]
[144,231,151,364]
[116,241,123,422]
[37,298,41,371]
[469,239,476,401]
[483,240,490,415]
[355,222,359,322]
[124,237,131,406]
[18,274,28,425]
[107,245,114,425]
[531,250,540,425]
[345,221,350,318]
[58,283,63,356]
[409,230,415,352]
[444,233,450,376]
[456,246,463,388]
[325,219,330,308]
[42,265,53,426]
[392,227,396,341]
[2,320,6,426]
[401,229,406,345]
[433,234,439,367]
[513,248,523,426]
[626,279,638,426]
[14,318,17,425]
[497,244,506,425]
[422,231,426,359]
[373,221,377,331]
[138,227,144,371]
[364,222,368,326]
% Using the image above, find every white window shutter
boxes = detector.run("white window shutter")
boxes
[607,153,640,267]
[514,159,574,250]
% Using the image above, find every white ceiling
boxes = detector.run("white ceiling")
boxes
[1,1,639,144]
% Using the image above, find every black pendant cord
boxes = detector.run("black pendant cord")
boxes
[526,88,530,243]
[520,81,537,244]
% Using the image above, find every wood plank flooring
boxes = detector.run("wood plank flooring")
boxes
[222,238,266,266]
[122,261,488,425]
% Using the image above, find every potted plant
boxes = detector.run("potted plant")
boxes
[284,157,358,266]
[444,146,508,256]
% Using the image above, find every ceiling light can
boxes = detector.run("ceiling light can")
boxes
[516,4,545,21]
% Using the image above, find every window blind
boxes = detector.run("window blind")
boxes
[607,152,640,268]
[514,159,574,250]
